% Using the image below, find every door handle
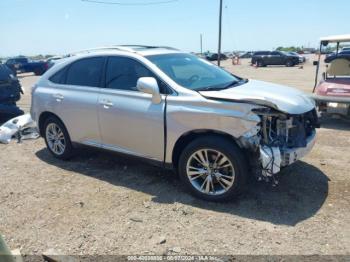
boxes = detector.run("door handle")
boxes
[99,99,113,108]
[53,93,64,102]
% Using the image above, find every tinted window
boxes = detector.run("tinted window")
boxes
[271,51,281,55]
[0,65,12,80]
[106,57,154,91]
[15,58,28,63]
[49,67,67,84]
[254,51,270,56]
[66,57,104,87]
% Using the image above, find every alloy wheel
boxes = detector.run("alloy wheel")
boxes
[186,149,235,195]
[46,123,66,156]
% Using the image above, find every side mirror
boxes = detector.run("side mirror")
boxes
[313,61,319,66]
[137,77,162,104]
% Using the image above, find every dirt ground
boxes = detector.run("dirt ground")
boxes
[1,57,350,256]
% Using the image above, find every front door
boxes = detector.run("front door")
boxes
[98,56,165,161]
[270,51,283,65]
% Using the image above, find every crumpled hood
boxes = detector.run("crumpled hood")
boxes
[199,79,315,114]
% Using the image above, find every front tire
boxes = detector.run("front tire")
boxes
[178,136,249,201]
[286,60,294,67]
[43,116,73,160]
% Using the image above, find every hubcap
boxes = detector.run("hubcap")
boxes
[46,123,66,155]
[186,149,235,195]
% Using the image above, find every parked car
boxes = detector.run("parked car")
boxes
[239,52,254,59]
[46,56,64,68]
[324,50,350,63]
[340,47,350,52]
[205,53,228,61]
[251,51,300,67]
[289,52,306,63]
[0,64,24,123]
[31,46,319,201]
[5,57,49,76]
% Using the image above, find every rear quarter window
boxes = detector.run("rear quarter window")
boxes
[49,67,67,84]
[65,57,105,87]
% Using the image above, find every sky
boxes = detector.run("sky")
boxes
[0,0,349,56]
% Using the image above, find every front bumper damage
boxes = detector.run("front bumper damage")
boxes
[239,108,319,183]
[260,130,316,177]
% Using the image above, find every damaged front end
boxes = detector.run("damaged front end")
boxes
[240,107,320,184]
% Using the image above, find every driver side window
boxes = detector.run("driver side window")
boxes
[106,57,153,91]
[105,56,171,94]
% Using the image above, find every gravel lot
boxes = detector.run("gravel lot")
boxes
[1,58,350,256]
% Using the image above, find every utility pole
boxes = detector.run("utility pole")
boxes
[217,0,223,66]
[200,34,203,55]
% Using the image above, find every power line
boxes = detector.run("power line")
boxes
[81,0,178,6]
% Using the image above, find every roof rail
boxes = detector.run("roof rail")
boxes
[119,45,179,51]
[67,46,133,56]
[66,45,179,57]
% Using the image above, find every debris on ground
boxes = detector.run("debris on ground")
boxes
[129,217,143,223]
[158,237,166,245]
[0,114,39,144]
[168,247,181,253]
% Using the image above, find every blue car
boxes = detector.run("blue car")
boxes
[5,57,48,76]
[324,50,350,63]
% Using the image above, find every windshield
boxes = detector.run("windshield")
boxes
[146,53,241,91]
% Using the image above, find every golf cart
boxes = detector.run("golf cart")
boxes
[312,34,350,117]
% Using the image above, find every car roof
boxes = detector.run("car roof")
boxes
[67,45,183,58]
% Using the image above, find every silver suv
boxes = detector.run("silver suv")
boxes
[31,46,319,201]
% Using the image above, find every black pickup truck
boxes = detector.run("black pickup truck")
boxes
[251,51,300,67]
[5,57,48,76]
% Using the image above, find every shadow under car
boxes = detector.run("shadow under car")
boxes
[35,147,329,226]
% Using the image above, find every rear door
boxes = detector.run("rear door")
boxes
[270,51,283,65]
[98,56,165,161]
[48,56,105,145]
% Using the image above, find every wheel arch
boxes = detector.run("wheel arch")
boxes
[38,111,65,137]
[171,129,242,169]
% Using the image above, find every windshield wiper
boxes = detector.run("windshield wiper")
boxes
[223,78,248,88]
[197,79,248,92]
[197,86,231,91]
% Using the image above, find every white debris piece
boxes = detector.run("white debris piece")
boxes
[0,114,39,144]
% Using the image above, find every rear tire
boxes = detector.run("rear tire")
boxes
[257,60,265,67]
[43,116,73,160]
[178,135,249,202]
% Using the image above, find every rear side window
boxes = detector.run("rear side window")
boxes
[49,67,67,84]
[66,57,105,87]
[271,51,281,55]
[254,51,269,56]
[105,57,155,91]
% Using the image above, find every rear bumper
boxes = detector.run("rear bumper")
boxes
[281,131,317,166]
[311,94,350,104]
